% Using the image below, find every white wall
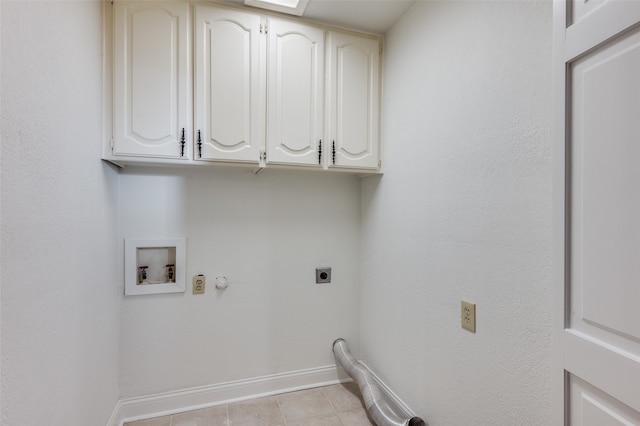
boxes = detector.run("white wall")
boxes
[0,0,555,422]
[360,2,553,425]
[0,1,120,425]
[118,167,361,398]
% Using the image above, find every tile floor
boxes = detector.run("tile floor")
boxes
[124,382,375,426]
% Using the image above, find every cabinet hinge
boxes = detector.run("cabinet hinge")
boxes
[260,20,268,35]
[260,150,267,161]
[110,138,114,151]
[379,43,383,55]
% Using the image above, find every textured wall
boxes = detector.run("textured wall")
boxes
[0,1,120,425]
[360,2,553,425]
[118,167,361,398]
[0,1,555,422]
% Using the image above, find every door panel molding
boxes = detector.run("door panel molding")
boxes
[566,1,640,61]
[554,2,640,425]
[564,330,640,412]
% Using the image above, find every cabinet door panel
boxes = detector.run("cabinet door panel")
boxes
[195,6,263,163]
[267,19,324,166]
[113,2,190,159]
[327,31,380,170]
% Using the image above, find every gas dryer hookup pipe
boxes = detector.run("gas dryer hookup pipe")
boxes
[332,338,427,426]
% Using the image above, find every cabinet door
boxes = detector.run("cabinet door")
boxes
[194,5,264,164]
[266,19,324,167]
[113,2,190,159]
[327,31,380,170]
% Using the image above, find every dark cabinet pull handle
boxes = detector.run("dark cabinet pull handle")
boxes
[180,128,185,157]
[332,140,336,165]
[318,139,322,165]
[197,130,202,158]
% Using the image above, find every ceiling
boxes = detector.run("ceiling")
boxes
[224,0,417,34]
[301,0,416,34]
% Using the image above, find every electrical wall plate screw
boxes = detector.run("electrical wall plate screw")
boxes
[461,300,476,332]
[316,267,331,284]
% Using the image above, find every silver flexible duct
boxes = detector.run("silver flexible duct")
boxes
[332,339,427,426]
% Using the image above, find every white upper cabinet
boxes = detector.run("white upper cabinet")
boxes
[327,31,381,170]
[194,5,264,164]
[113,2,191,159]
[108,2,382,172]
[266,19,325,167]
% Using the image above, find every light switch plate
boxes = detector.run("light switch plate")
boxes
[461,300,476,332]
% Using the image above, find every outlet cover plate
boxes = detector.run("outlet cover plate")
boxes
[316,267,331,284]
[461,300,476,332]
[193,275,206,294]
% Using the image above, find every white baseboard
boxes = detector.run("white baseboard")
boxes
[359,361,418,419]
[106,400,123,426]
[107,362,418,426]
[107,365,349,426]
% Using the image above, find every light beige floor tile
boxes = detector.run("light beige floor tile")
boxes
[227,396,284,426]
[287,414,343,426]
[277,388,334,423]
[123,415,172,426]
[321,382,365,413]
[336,407,376,426]
[124,384,374,426]
[228,420,283,426]
[171,405,229,426]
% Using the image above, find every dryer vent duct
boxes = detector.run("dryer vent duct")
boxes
[332,338,427,426]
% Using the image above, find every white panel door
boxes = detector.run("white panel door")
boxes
[194,5,264,164]
[554,2,640,425]
[113,2,190,159]
[327,31,380,170]
[266,19,324,167]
